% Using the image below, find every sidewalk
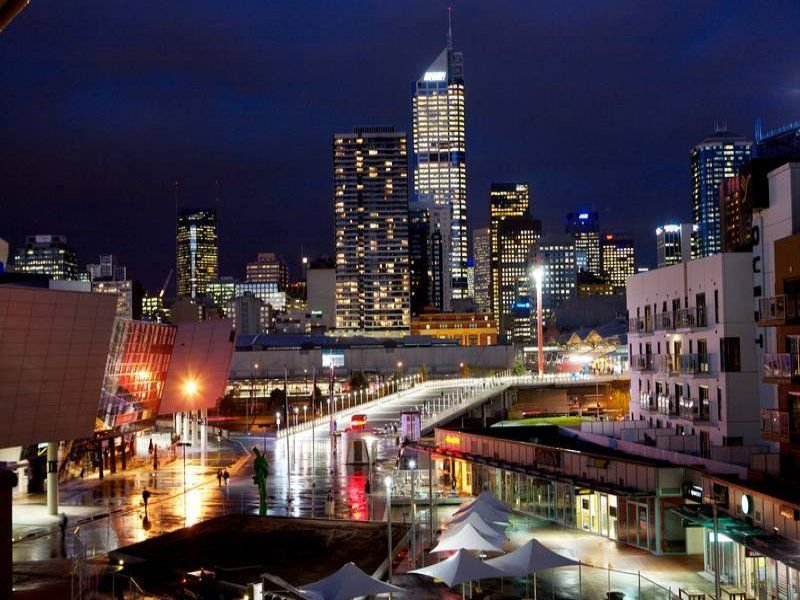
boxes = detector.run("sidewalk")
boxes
[11,435,248,544]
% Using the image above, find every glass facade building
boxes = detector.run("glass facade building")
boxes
[497,215,540,339]
[565,211,601,277]
[601,234,635,292]
[530,234,577,330]
[472,226,491,313]
[334,126,410,332]
[11,234,78,280]
[656,223,697,268]
[176,208,219,299]
[691,130,751,258]
[412,26,467,306]
[245,252,289,290]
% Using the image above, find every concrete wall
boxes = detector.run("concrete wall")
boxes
[308,268,336,329]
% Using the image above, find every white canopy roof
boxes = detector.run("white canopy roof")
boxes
[431,522,505,554]
[411,548,506,587]
[298,562,403,600]
[485,539,578,577]
[455,491,512,515]
[443,511,506,542]
[450,500,510,527]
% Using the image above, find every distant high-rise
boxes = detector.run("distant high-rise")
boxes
[87,254,127,282]
[334,126,410,332]
[656,223,697,268]
[600,234,635,292]
[497,215,541,338]
[409,206,432,315]
[472,227,491,313]
[245,252,289,290]
[490,183,530,318]
[412,14,467,306]
[565,211,601,276]
[0,237,8,273]
[530,234,577,333]
[176,208,218,299]
[11,234,78,280]
[691,128,751,257]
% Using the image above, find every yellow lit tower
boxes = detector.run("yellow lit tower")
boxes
[412,9,467,309]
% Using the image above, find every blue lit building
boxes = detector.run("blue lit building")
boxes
[565,211,600,276]
[690,128,751,258]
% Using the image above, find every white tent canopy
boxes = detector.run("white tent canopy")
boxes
[450,500,510,527]
[410,548,506,588]
[298,562,403,600]
[431,522,505,554]
[455,491,511,515]
[485,539,578,577]
[443,511,506,542]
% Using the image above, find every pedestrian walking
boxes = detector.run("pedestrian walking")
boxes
[142,488,151,513]
[216,469,223,486]
[223,469,230,486]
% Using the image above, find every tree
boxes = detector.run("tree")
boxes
[268,388,286,413]
[349,371,369,390]
[217,388,238,416]
[512,359,527,376]
[419,364,429,381]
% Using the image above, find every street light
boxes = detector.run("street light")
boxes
[384,475,394,582]
[408,459,417,567]
[275,412,281,436]
[531,264,545,376]
[293,406,299,427]
[303,404,308,423]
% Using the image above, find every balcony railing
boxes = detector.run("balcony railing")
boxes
[631,354,655,371]
[678,397,710,422]
[674,306,707,329]
[757,294,800,326]
[761,409,790,442]
[639,393,657,412]
[657,394,678,416]
[763,353,800,381]
[654,312,674,331]
[656,354,680,374]
[680,353,711,376]
[628,318,653,335]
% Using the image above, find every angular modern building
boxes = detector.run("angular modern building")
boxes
[409,203,448,313]
[489,183,530,318]
[334,126,410,332]
[530,234,577,331]
[11,234,78,281]
[176,208,219,299]
[565,211,601,277]
[472,226,491,313]
[412,20,467,306]
[601,234,635,292]
[691,128,751,258]
[656,223,697,268]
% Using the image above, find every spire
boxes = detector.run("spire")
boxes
[447,5,453,50]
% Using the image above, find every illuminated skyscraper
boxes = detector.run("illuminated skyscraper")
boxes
[691,128,751,257]
[565,211,601,276]
[472,227,491,313]
[529,234,577,332]
[334,126,410,332]
[489,183,530,317]
[11,234,78,280]
[245,252,289,290]
[176,208,218,299]
[600,234,635,292]
[656,223,697,268]
[412,15,467,307]
[497,215,540,338]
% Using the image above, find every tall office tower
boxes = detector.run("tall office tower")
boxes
[334,126,410,332]
[176,208,218,299]
[412,16,467,306]
[529,234,577,330]
[600,234,635,292]
[489,183,530,317]
[409,207,431,315]
[691,128,751,257]
[87,254,126,281]
[245,252,289,290]
[565,211,601,276]
[497,215,541,338]
[656,223,697,268]
[11,234,78,280]
[472,227,491,313]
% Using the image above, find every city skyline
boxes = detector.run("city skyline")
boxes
[2,2,800,291]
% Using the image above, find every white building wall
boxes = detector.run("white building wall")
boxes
[627,253,760,448]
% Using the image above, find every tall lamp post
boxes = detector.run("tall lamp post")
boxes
[384,476,394,582]
[532,264,545,376]
[408,459,417,568]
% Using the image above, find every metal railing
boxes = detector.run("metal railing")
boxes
[656,354,680,374]
[680,353,711,375]
[657,394,678,416]
[761,409,790,441]
[654,311,675,331]
[639,393,657,412]
[757,293,800,325]
[678,397,710,422]
[631,354,655,371]
[674,306,707,329]
[763,353,799,380]
[628,317,653,334]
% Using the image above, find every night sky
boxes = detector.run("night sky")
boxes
[2,2,799,291]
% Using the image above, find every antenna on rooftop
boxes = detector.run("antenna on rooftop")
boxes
[447,5,453,50]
